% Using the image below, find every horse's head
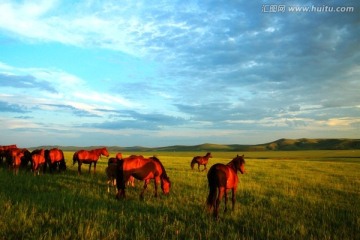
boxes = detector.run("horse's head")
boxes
[234,154,246,174]
[161,176,171,195]
[101,148,110,157]
[206,152,213,158]
[115,152,123,160]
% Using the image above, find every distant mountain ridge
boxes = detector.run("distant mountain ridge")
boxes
[32,138,360,151]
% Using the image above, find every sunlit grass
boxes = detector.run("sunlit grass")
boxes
[0,150,359,239]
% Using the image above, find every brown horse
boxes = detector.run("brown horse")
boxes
[73,147,109,174]
[106,163,117,193]
[191,152,212,171]
[8,148,24,175]
[107,155,135,188]
[45,148,66,173]
[116,155,171,199]
[206,154,246,219]
[31,149,46,176]
[0,144,17,165]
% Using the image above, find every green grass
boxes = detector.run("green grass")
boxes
[0,150,359,239]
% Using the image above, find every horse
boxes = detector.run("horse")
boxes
[73,147,109,174]
[206,154,246,219]
[31,149,46,176]
[0,144,17,165]
[45,148,66,173]
[191,152,212,171]
[20,149,32,170]
[106,163,118,193]
[116,155,171,199]
[107,155,135,188]
[7,148,24,175]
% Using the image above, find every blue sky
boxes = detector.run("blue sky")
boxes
[0,0,359,148]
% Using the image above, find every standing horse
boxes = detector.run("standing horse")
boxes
[31,149,46,176]
[106,163,117,193]
[191,152,212,171]
[107,154,135,188]
[45,148,66,173]
[206,154,246,219]
[0,144,17,165]
[8,148,24,175]
[73,147,109,174]
[116,155,171,199]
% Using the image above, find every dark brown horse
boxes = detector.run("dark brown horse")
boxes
[107,154,135,189]
[0,144,17,165]
[73,147,109,174]
[206,154,246,219]
[45,148,66,173]
[116,155,171,199]
[191,152,212,171]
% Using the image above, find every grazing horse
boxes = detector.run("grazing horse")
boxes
[31,149,46,175]
[45,148,66,173]
[108,155,135,188]
[116,155,171,199]
[0,144,17,164]
[206,154,246,219]
[106,163,118,193]
[20,149,32,170]
[8,148,24,175]
[73,147,109,174]
[191,152,212,171]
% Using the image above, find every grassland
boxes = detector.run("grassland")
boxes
[0,150,359,240]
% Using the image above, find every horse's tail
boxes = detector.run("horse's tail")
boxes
[190,158,197,170]
[206,166,218,210]
[59,150,66,171]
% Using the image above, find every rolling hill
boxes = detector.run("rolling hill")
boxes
[32,138,360,152]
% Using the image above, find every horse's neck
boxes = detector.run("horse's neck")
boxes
[91,149,102,156]
[227,161,238,172]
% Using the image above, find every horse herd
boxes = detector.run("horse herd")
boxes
[0,144,246,219]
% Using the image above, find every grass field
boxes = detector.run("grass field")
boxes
[1,150,359,239]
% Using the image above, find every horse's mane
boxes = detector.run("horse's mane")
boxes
[150,156,170,181]
[227,154,245,170]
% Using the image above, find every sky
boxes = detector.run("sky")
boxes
[0,0,359,148]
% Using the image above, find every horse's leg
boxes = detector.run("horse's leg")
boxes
[140,179,150,199]
[153,177,160,198]
[93,162,97,174]
[201,164,207,171]
[113,178,117,194]
[107,179,111,193]
[78,162,82,175]
[88,162,92,173]
[215,187,225,219]
[224,190,228,212]
[231,188,236,211]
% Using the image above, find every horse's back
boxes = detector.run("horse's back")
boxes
[123,157,158,180]
[208,163,238,189]
[208,164,227,187]
[76,150,93,160]
[49,148,64,162]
